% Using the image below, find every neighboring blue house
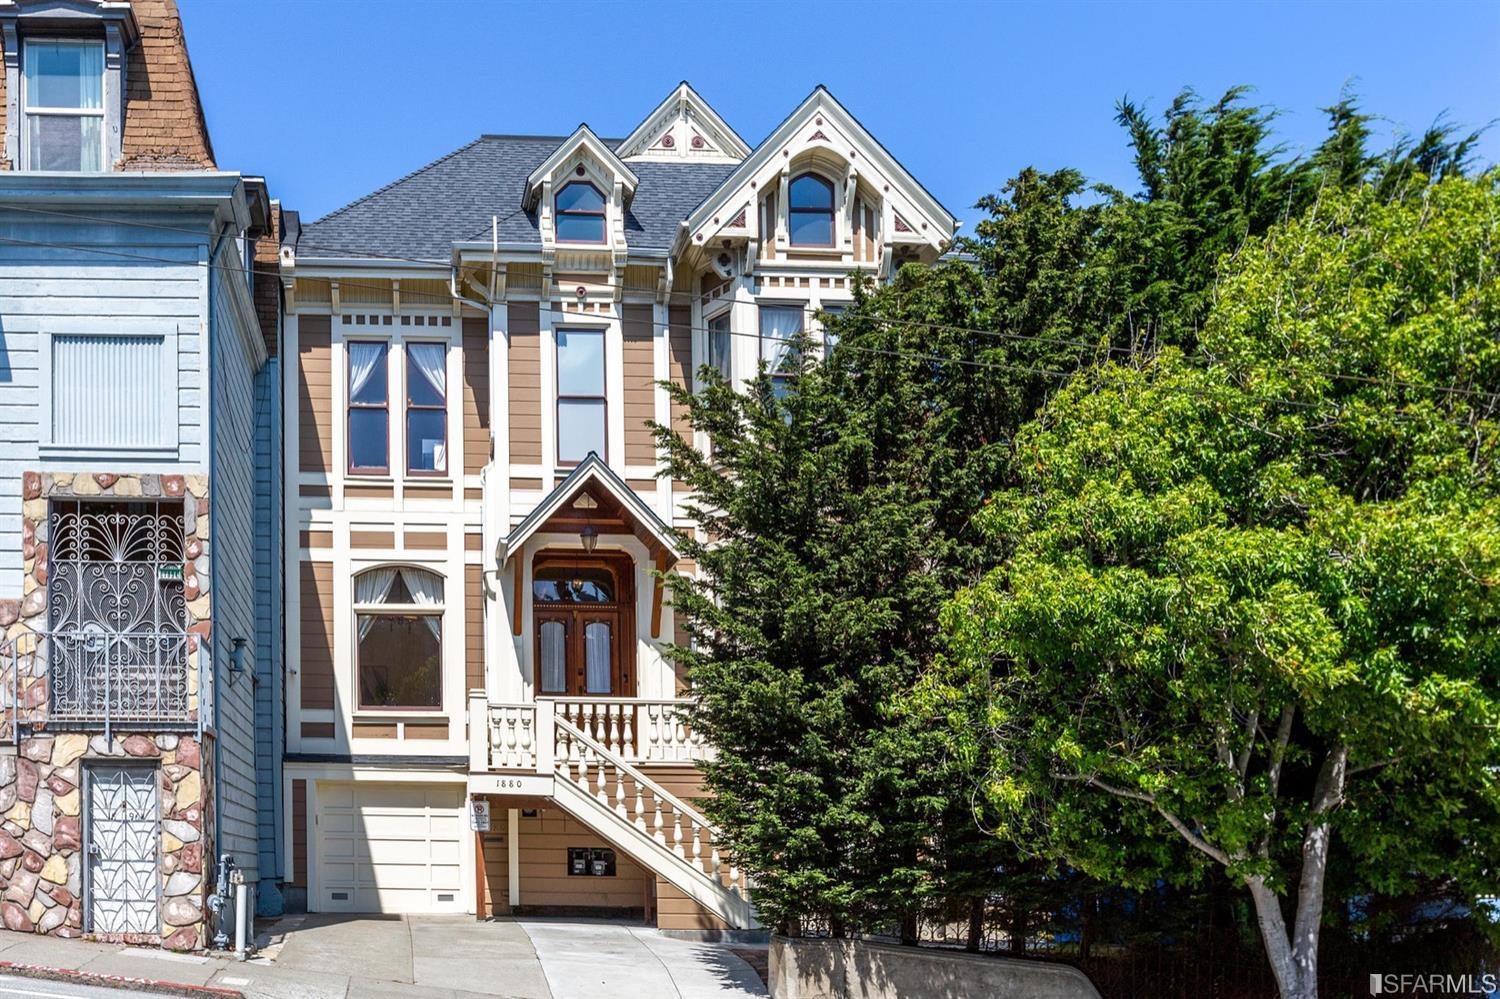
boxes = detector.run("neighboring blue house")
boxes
[0,0,284,950]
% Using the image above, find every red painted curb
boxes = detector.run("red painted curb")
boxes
[0,958,245,997]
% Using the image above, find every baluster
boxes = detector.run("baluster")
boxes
[520,713,534,767]
[711,843,722,883]
[558,730,573,782]
[729,864,741,897]
[652,794,665,845]
[622,706,636,760]
[504,713,518,767]
[593,749,609,805]
[645,704,660,762]
[675,715,688,762]
[671,811,685,858]
[633,780,646,833]
[691,824,704,873]
[614,768,627,818]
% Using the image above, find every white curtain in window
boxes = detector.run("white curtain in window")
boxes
[400,568,444,640]
[354,568,397,639]
[584,621,612,694]
[348,342,383,402]
[540,621,566,693]
[76,43,103,109]
[408,343,446,399]
[759,307,803,374]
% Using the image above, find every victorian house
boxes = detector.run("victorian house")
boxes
[282,82,954,932]
[0,0,284,949]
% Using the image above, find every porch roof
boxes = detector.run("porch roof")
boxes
[498,453,685,565]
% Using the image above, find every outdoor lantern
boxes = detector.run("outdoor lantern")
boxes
[579,524,598,553]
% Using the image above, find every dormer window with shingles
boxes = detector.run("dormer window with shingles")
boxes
[22,37,104,170]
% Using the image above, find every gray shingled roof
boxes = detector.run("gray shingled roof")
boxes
[298,135,736,262]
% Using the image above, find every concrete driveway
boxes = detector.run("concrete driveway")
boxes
[241,914,766,999]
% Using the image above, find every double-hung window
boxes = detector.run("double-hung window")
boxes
[354,567,444,710]
[759,305,804,400]
[556,328,606,464]
[23,39,105,171]
[555,182,607,244]
[706,312,732,381]
[820,304,847,356]
[405,342,447,475]
[347,341,389,474]
[788,174,835,247]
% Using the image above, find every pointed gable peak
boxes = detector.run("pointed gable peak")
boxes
[617,82,750,164]
[524,124,637,207]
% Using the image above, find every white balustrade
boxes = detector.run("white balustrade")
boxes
[486,703,537,769]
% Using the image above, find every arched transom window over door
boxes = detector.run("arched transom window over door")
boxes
[354,566,444,710]
[533,552,635,696]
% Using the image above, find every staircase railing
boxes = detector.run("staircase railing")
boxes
[553,715,745,899]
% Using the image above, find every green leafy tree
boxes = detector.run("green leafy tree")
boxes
[924,175,1500,998]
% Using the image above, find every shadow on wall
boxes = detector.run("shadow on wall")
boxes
[768,936,1103,999]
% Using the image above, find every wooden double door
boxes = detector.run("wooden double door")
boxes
[533,551,635,696]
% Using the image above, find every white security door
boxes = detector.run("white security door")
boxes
[86,765,160,936]
[314,782,463,913]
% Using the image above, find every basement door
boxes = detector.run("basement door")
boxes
[85,764,161,936]
[314,782,464,913]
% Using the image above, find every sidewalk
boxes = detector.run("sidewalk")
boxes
[0,915,767,998]
[0,918,509,998]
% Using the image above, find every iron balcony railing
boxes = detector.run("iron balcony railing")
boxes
[2,629,196,740]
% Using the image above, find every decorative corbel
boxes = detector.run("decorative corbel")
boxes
[776,170,790,249]
[844,166,859,251]
[391,280,401,316]
[329,279,341,315]
[491,262,508,301]
[279,246,297,314]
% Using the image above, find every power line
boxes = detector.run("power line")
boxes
[5,200,1497,405]
[0,227,1495,427]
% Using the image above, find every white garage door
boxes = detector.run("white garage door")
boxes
[315,782,464,913]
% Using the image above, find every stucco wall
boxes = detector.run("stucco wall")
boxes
[768,936,1102,999]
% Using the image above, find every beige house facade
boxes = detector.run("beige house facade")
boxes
[280,83,955,933]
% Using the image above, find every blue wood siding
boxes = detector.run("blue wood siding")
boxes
[0,209,209,599]
[207,254,261,887]
[252,355,284,886]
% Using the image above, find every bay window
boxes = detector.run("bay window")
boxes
[759,305,803,399]
[706,311,731,381]
[347,341,389,474]
[23,39,105,171]
[405,342,447,475]
[556,328,606,464]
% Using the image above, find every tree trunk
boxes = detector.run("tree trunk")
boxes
[1240,745,1348,999]
[1009,904,1028,956]
[966,897,984,953]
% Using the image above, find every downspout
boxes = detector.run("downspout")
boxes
[206,222,233,939]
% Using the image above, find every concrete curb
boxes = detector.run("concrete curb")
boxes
[0,958,245,998]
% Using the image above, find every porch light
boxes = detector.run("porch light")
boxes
[579,524,598,553]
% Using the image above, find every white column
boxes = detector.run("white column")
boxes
[507,808,521,910]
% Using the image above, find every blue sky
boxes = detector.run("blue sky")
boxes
[179,0,1499,235]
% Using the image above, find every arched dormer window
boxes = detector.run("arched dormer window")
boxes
[555,181,607,243]
[789,173,835,246]
[353,566,444,710]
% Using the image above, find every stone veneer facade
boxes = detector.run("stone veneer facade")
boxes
[0,471,214,950]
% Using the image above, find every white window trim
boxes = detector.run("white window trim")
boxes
[37,327,180,458]
[20,37,106,172]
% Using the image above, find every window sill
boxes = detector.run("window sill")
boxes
[39,443,178,461]
[354,711,448,721]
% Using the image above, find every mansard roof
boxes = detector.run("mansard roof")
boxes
[298,134,735,263]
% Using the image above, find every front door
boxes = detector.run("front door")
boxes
[532,551,635,696]
[86,764,160,936]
